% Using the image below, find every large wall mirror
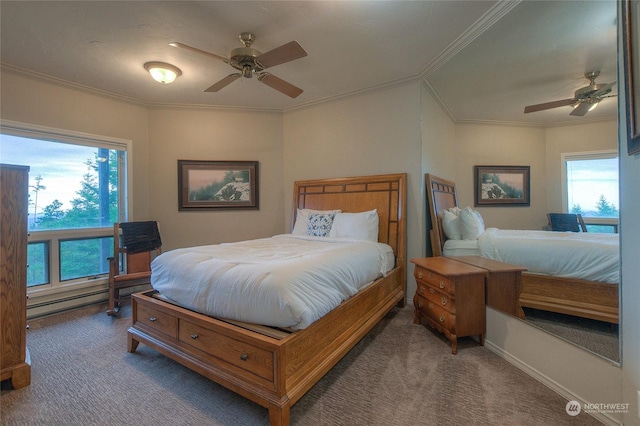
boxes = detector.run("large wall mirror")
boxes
[425,1,620,364]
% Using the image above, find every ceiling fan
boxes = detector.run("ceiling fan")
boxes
[170,32,307,98]
[523,71,616,117]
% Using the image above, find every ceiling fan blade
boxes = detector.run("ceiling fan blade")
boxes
[523,98,575,114]
[592,81,616,97]
[570,102,592,117]
[258,73,303,98]
[256,41,307,69]
[204,74,241,92]
[169,42,228,62]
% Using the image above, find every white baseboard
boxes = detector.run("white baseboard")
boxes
[27,284,150,319]
[484,339,622,426]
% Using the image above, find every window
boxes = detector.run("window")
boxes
[0,121,129,289]
[563,150,618,233]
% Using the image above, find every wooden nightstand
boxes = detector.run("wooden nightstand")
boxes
[451,256,527,319]
[411,257,486,354]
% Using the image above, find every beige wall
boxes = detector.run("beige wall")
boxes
[283,82,424,299]
[454,123,548,230]
[147,108,284,250]
[420,83,457,180]
[545,120,618,214]
[0,69,151,219]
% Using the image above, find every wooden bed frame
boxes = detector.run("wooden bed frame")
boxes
[127,173,407,425]
[425,173,618,324]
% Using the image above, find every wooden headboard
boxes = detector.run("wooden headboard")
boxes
[426,174,458,257]
[292,173,407,268]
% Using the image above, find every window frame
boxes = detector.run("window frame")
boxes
[561,149,619,231]
[1,119,132,294]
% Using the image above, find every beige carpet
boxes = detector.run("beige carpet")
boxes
[0,303,601,425]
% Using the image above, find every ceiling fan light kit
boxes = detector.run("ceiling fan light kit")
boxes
[170,32,307,98]
[523,70,616,117]
[144,62,182,84]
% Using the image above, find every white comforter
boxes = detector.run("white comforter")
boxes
[151,234,394,330]
[476,228,619,283]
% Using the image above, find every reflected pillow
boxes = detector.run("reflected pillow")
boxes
[459,207,485,240]
[442,208,462,240]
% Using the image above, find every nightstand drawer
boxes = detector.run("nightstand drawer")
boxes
[415,266,452,293]
[414,294,453,331]
[415,282,451,311]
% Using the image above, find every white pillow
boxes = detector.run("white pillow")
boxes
[329,209,379,242]
[292,208,341,235]
[459,207,485,240]
[442,208,462,240]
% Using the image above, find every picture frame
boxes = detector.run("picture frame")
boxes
[178,160,259,210]
[623,0,640,155]
[474,165,530,206]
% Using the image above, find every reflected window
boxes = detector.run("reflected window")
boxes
[563,150,618,232]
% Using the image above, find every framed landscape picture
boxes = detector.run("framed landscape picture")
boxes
[474,165,530,206]
[178,160,259,210]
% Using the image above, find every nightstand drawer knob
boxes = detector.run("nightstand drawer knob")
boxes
[418,286,425,295]
[149,317,157,322]
[439,280,445,289]
[441,297,447,306]
[240,354,248,361]
[190,334,198,340]
[418,272,424,279]
[429,288,435,294]
[418,301,423,308]
[428,303,434,310]
[439,315,445,323]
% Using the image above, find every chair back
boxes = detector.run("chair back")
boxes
[547,213,587,232]
[114,221,162,275]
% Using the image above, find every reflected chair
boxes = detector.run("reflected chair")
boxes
[107,221,162,316]
[547,213,587,232]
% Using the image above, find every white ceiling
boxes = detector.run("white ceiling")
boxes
[0,1,618,126]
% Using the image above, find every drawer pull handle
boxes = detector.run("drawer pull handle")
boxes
[429,273,434,279]
[439,315,445,323]
[190,334,198,340]
[240,354,248,361]
[441,297,447,306]
[439,281,445,289]
[429,288,435,294]
[418,272,424,279]
[418,287,425,295]
[149,317,157,322]
[428,303,434,310]
[418,301,423,309]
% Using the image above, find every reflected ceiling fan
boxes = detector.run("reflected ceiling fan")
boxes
[170,32,307,98]
[524,71,616,117]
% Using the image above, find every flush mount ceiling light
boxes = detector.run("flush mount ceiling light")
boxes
[144,62,182,84]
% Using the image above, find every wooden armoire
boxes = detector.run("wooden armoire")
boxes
[0,164,31,389]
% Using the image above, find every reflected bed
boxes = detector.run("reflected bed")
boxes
[426,173,618,324]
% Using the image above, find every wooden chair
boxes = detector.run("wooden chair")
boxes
[547,213,587,232]
[107,221,162,316]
